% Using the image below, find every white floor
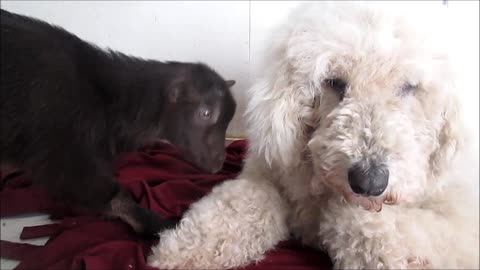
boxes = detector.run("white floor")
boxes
[0,213,52,270]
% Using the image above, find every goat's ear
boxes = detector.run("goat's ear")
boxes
[167,85,181,103]
[429,97,463,178]
[226,80,236,88]
[166,75,184,103]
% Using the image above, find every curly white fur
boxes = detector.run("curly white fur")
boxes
[148,2,479,269]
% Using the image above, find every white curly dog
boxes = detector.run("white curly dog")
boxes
[148,2,479,269]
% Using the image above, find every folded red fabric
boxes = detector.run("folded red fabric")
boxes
[0,140,332,270]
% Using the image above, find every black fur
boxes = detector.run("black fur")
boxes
[0,9,236,236]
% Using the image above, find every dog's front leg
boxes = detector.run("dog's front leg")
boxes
[147,178,290,269]
[316,203,418,270]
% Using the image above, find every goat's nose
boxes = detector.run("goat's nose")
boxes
[217,152,225,164]
[208,151,225,173]
[348,162,389,196]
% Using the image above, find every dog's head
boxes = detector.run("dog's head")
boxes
[245,2,472,210]
[295,2,469,210]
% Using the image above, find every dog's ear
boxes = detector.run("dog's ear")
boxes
[428,97,463,178]
[244,78,316,169]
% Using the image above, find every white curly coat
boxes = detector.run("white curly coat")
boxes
[148,2,479,269]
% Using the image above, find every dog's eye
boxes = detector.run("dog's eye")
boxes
[324,78,348,99]
[198,108,211,120]
[401,83,418,95]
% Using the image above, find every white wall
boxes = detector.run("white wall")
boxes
[2,1,478,140]
[444,1,480,143]
[1,0,252,137]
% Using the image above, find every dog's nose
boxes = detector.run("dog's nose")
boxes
[348,162,389,196]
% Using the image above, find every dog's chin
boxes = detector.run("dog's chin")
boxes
[341,191,384,212]
[343,189,403,212]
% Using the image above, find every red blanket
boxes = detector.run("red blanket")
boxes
[0,140,332,270]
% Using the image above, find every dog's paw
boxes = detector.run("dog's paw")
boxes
[146,228,222,270]
[147,229,189,269]
[147,245,195,270]
[342,192,383,212]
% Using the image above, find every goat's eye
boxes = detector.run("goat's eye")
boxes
[324,78,348,99]
[199,108,211,120]
[401,82,418,95]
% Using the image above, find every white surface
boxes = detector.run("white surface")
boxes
[0,0,311,137]
[1,214,52,270]
[446,1,480,141]
[1,0,252,137]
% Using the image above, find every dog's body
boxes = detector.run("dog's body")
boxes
[148,2,479,269]
[0,9,236,236]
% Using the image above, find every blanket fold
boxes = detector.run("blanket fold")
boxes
[1,140,332,270]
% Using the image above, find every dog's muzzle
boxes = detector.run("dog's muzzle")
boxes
[348,162,389,196]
